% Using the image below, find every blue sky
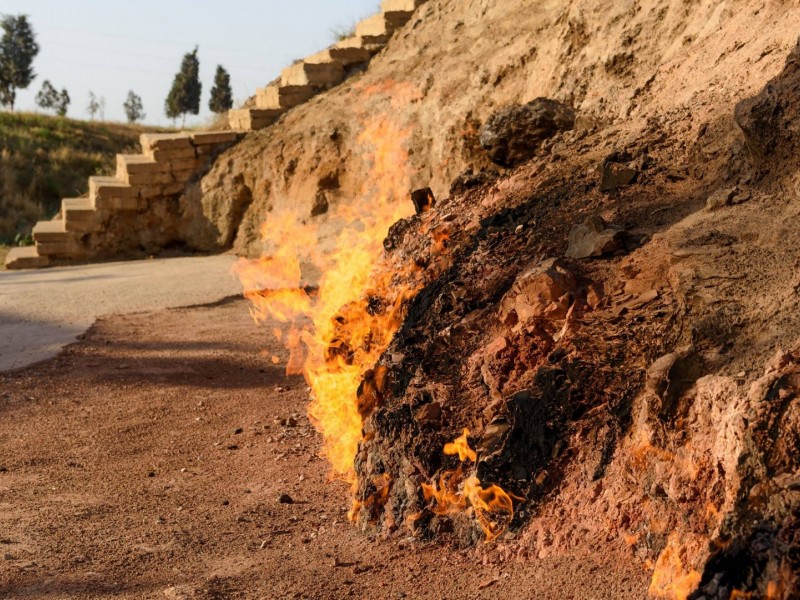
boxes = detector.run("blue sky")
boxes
[0,0,379,125]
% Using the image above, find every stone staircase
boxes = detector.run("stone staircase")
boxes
[228,0,427,132]
[4,131,240,270]
[4,0,428,269]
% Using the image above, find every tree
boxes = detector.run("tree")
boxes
[55,88,69,116]
[165,46,201,127]
[35,80,69,116]
[208,65,233,114]
[35,79,57,111]
[98,96,106,121]
[87,91,100,120]
[0,15,39,111]
[123,90,145,124]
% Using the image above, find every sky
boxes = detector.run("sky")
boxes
[0,0,379,126]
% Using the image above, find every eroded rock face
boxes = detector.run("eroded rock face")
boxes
[479,98,576,167]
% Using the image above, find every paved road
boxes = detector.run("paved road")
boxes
[0,255,243,372]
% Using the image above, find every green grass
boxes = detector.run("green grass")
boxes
[0,112,173,244]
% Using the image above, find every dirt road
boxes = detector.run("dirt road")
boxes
[0,298,648,599]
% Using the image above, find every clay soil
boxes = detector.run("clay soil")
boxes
[0,298,648,599]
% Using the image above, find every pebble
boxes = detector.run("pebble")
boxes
[233,428,244,435]
[3,552,14,560]
[277,493,294,504]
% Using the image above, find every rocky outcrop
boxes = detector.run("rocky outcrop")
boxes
[479,98,576,167]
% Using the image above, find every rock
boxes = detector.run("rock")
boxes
[286,416,298,427]
[410,187,436,214]
[499,259,582,326]
[479,98,576,167]
[277,493,294,504]
[311,189,329,217]
[565,216,625,259]
[600,161,638,192]
[705,187,737,210]
[3,552,13,560]
[414,402,442,425]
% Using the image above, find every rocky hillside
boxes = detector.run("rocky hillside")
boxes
[206,0,800,597]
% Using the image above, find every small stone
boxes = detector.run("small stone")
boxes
[233,428,244,435]
[3,552,13,560]
[706,187,737,210]
[565,216,625,259]
[285,417,298,428]
[148,471,156,478]
[600,161,637,192]
[277,493,294,504]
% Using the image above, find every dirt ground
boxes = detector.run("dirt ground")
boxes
[0,297,649,599]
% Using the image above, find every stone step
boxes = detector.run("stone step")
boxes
[190,131,239,146]
[36,238,86,258]
[32,219,68,243]
[116,154,171,185]
[310,37,372,67]
[4,246,49,270]
[355,13,395,45]
[62,198,102,232]
[381,0,427,10]
[280,60,344,88]
[228,108,284,132]
[256,84,316,110]
[89,176,138,211]
[139,133,192,153]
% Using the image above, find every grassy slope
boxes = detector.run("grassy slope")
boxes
[0,112,172,244]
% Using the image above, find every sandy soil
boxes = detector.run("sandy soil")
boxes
[0,298,648,599]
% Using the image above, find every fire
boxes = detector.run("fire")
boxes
[648,532,702,600]
[422,429,522,541]
[233,83,421,481]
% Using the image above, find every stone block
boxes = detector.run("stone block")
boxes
[328,38,373,65]
[89,177,134,207]
[281,61,344,87]
[356,14,392,43]
[36,240,86,258]
[4,246,49,270]
[32,220,67,243]
[125,170,174,186]
[256,84,316,110]
[149,147,197,162]
[168,157,199,171]
[190,131,239,145]
[139,133,192,152]
[137,185,164,200]
[61,198,96,221]
[381,0,426,11]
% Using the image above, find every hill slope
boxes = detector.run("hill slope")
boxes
[195,1,800,597]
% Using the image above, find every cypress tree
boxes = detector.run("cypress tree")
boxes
[208,65,233,114]
[164,46,201,127]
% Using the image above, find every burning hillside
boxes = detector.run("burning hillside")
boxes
[226,2,800,599]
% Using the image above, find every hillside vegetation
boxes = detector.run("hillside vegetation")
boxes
[0,112,171,244]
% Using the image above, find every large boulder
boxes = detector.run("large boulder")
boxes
[479,98,576,167]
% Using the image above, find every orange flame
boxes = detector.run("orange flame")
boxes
[422,429,522,541]
[232,84,421,481]
[648,532,702,600]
